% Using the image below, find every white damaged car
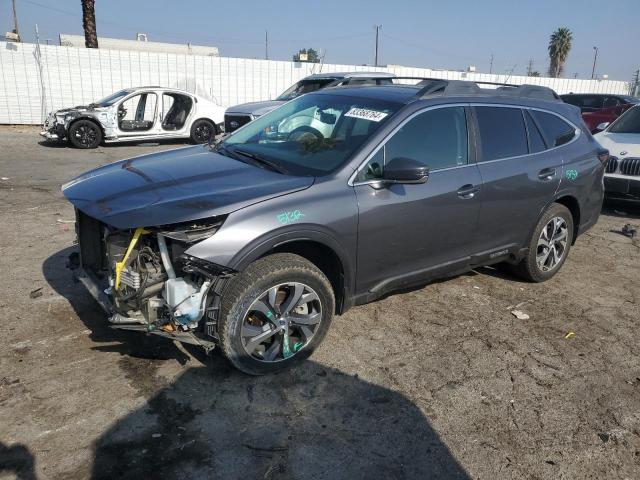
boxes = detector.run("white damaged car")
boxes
[41,87,225,148]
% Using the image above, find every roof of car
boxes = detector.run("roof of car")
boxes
[315,80,563,106]
[304,71,396,80]
[315,84,420,103]
[561,93,637,98]
[130,86,195,95]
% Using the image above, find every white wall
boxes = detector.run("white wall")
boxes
[0,42,633,125]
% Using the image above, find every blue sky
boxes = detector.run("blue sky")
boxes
[2,0,638,81]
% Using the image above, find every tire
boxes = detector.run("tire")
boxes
[68,119,102,149]
[287,126,324,142]
[190,119,216,144]
[218,253,335,375]
[512,203,574,282]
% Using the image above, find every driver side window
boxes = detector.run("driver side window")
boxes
[356,106,468,182]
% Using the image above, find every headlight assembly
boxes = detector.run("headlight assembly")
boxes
[153,216,226,243]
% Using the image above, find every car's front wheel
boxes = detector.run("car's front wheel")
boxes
[68,119,102,149]
[218,253,335,375]
[513,203,574,282]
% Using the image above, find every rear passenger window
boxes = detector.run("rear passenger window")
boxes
[475,107,528,161]
[530,110,576,147]
[524,110,547,153]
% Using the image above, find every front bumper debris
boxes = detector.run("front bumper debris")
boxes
[74,265,216,350]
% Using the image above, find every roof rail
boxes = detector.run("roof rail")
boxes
[415,79,559,101]
[328,76,561,102]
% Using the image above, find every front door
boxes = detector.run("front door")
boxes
[116,92,158,137]
[354,106,482,295]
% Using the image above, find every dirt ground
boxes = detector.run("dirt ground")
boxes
[0,125,639,480]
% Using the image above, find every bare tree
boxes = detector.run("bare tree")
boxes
[81,0,98,48]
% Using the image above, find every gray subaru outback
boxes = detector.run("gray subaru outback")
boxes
[63,79,606,375]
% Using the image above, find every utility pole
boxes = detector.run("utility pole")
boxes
[374,25,382,67]
[591,46,598,79]
[11,0,20,41]
[489,54,494,74]
[526,58,534,76]
[265,30,268,60]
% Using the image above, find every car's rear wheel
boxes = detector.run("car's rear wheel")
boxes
[218,253,335,375]
[68,119,102,149]
[513,203,574,282]
[190,119,216,144]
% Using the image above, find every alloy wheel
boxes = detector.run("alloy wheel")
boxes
[75,125,97,147]
[194,124,212,143]
[240,282,322,362]
[536,216,568,272]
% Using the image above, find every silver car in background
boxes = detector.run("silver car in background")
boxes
[223,72,396,132]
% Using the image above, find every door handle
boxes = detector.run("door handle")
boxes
[538,168,556,181]
[457,184,480,199]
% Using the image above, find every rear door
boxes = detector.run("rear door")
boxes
[471,105,565,259]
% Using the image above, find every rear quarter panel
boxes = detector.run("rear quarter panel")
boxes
[556,131,605,233]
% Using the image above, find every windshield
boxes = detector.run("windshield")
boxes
[93,89,132,107]
[219,93,401,176]
[276,79,338,101]
[609,106,640,134]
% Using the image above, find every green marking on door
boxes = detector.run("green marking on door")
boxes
[565,169,578,180]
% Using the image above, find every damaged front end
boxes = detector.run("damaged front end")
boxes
[40,107,115,142]
[41,111,69,141]
[74,210,234,351]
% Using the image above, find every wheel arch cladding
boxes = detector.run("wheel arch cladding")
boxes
[261,240,346,315]
[69,116,105,135]
[554,195,581,244]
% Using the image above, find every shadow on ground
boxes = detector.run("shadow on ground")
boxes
[0,441,36,480]
[87,359,469,480]
[603,199,640,220]
[38,139,192,149]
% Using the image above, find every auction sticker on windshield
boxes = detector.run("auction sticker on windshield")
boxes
[345,108,388,122]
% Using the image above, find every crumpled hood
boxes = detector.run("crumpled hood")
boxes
[62,145,314,229]
[594,132,640,157]
[226,100,285,117]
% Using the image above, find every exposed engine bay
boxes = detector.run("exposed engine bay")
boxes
[75,210,230,349]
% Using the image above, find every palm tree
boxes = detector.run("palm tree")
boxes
[548,28,573,78]
[81,0,98,48]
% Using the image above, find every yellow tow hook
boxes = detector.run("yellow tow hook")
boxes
[114,227,150,291]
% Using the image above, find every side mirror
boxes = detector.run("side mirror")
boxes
[382,157,429,184]
[594,122,610,133]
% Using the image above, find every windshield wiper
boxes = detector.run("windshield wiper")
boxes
[233,149,289,174]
